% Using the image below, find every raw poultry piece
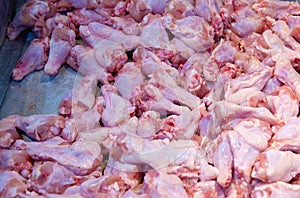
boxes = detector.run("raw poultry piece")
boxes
[93,40,128,73]
[0,170,28,197]
[14,137,102,176]
[44,26,76,76]
[252,181,300,198]
[142,170,189,197]
[224,178,251,198]
[210,100,278,125]
[251,0,300,19]
[79,22,140,50]
[252,148,300,183]
[33,13,76,38]
[225,87,267,107]
[127,0,168,22]
[230,5,265,38]
[188,180,224,198]
[267,85,299,121]
[140,16,177,59]
[28,161,94,194]
[211,39,238,64]
[115,62,144,99]
[136,111,161,139]
[166,16,215,52]
[208,118,272,187]
[179,52,211,97]
[101,84,136,127]
[78,117,139,154]
[67,9,110,26]
[164,0,195,19]
[119,138,218,181]
[272,117,300,150]
[50,175,129,197]
[229,118,272,151]
[274,58,300,101]
[103,158,142,188]
[61,100,103,141]
[0,149,33,178]
[99,0,120,9]
[0,116,21,149]
[59,75,103,141]
[210,132,233,188]
[66,45,113,83]
[12,37,49,81]
[52,0,99,10]
[224,65,273,99]
[149,68,201,109]
[194,0,223,37]
[132,47,179,78]
[130,83,190,116]
[170,37,195,65]
[59,75,98,116]
[156,105,203,140]
[272,20,300,50]
[15,114,65,141]
[113,1,128,16]
[7,0,56,40]
[111,16,140,35]
[257,30,300,62]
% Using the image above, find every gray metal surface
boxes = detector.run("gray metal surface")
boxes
[0,0,78,119]
[0,33,77,119]
[0,64,77,118]
[0,35,26,109]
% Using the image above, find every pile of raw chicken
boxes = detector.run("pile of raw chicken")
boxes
[2,0,300,197]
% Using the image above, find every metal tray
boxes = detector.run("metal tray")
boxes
[0,1,77,119]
